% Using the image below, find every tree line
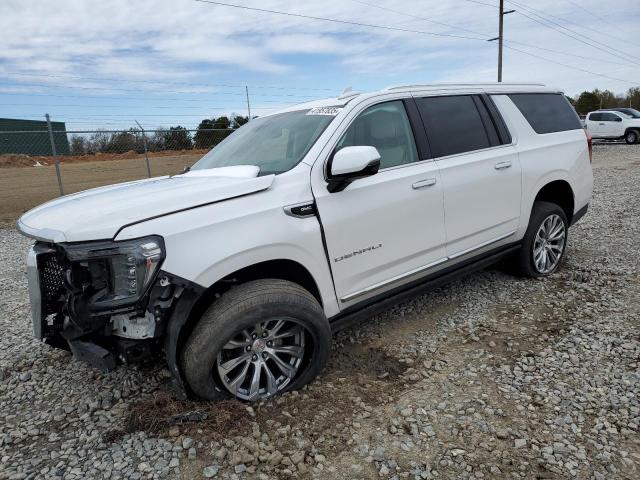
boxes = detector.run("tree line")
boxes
[69,114,249,155]
[569,87,640,116]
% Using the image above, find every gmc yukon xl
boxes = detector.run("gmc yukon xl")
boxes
[18,83,593,401]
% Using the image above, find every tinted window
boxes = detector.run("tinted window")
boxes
[336,100,418,169]
[509,93,582,134]
[589,112,602,121]
[601,112,620,121]
[416,95,491,158]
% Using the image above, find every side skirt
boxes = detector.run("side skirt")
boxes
[329,242,521,334]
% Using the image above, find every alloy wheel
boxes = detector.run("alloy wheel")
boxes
[216,318,306,401]
[532,214,566,274]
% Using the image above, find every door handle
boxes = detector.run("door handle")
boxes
[412,178,436,189]
[599,123,605,125]
[494,161,512,170]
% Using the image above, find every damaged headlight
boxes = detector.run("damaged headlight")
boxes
[64,236,165,309]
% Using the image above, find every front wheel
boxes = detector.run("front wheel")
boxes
[625,129,639,145]
[514,201,568,277]
[181,279,331,401]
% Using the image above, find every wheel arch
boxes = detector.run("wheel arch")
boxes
[533,179,575,224]
[165,258,329,397]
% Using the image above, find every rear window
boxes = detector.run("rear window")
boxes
[508,93,582,134]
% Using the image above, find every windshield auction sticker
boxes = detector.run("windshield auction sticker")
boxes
[307,106,343,116]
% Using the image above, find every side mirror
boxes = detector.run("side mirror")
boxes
[327,146,381,193]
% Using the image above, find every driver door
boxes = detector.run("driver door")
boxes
[311,99,447,307]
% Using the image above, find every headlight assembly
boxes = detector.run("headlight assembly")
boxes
[64,236,165,309]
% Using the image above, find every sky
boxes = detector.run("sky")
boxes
[0,0,638,130]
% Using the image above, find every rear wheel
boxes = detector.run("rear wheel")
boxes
[181,279,331,401]
[514,201,568,277]
[625,129,639,145]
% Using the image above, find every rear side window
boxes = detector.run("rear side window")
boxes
[589,112,602,121]
[416,95,492,158]
[601,112,621,121]
[509,93,582,134]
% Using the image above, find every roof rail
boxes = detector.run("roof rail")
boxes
[384,82,546,91]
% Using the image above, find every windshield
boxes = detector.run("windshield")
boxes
[625,108,640,118]
[192,109,336,175]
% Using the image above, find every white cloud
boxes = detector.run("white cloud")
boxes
[0,0,637,98]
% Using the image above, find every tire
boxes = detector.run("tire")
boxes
[514,201,568,278]
[625,129,639,145]
[181,279,331,401]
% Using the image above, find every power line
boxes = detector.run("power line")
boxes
[193,0,489,41]
[506,0,640,65]
[352,0,628,67]
[0,100,303,108]
[0,71,337,92]
[349,0,491,38]
[562,0,613,25]
[510,0,640,50]
[0,80,324,98]
[503,45,638,86]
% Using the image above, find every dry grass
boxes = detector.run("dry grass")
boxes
[123,391,250,438]
[0,152,202,225]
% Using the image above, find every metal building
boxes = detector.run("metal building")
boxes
[0,118,71,156]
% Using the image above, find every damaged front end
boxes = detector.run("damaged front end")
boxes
[26,236,199,380]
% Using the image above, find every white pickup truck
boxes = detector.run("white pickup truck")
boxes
[584,109,640,144]
[18,83,592,402]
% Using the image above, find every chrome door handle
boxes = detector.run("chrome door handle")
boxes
[494,161,512,170]
[412,178,437,189]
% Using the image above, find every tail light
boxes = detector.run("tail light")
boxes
[585,129,593,163]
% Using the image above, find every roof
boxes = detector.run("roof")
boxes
[273,82,559,116]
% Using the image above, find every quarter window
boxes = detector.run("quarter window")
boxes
[508,93,582,134]
[416,95,492,158]
[601,112,620,122]
[336,100,419,169]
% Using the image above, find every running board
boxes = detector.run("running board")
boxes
[329,243,521,334]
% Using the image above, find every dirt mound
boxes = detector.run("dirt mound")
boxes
[0,154,51,168]
[0,149,210,168]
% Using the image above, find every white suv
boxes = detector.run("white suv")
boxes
[18,83,593,401]
[585,109,640,144]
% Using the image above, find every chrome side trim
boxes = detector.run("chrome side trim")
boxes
[448,230,516,260]
[340,230,517,303]
[340,257,448,303]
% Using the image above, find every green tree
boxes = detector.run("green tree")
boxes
[212,116,231,129]
[194,119,217,149]
[574,91,601,116]
[69,135,87,155]
[232,115,249,128]
[627,87,640,109]
[163,126,192,150]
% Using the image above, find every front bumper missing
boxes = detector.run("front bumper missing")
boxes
[26,244,56,340]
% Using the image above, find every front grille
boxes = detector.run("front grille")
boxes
[39,253,66,315]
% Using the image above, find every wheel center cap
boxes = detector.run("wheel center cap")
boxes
[252,339,266,353]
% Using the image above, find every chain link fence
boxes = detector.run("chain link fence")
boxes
[0,127,236,224]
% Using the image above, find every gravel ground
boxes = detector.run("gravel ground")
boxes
[1,143,639,480]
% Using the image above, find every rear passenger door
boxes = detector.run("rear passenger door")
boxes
[415,94,521,258]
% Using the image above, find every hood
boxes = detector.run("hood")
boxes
[18,165,274,243]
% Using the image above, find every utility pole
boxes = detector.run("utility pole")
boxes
[45,113,64,196]
[245,85,252,121]
[135,120,152,178]
[489,1,515,82]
